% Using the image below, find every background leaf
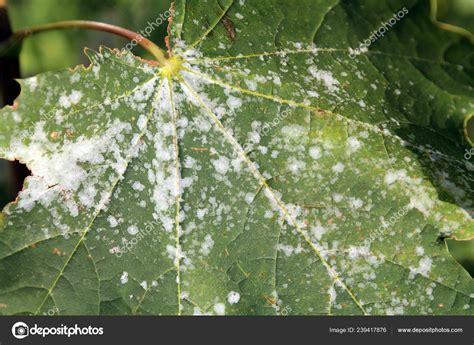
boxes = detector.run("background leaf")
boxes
[0,0,473,315]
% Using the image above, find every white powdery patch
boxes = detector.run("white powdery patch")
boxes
[347,245,370,259]
[59,90,83,109]
[59,95,71,108]
[287,156,306,174]
[25,76,38,92]
[245,79,258,91]
[131,78,157,107]
[384,169,407,185]
[244,192,254,204]
[11,111,21,123]
[261,188,309,231]
[127,225,139,235]
[264,210,274,218]
[214,303,226,315]
[199,234,214,256]
[192,307,206,316]
[174,38,204,58]
[148,81,184,233]
[409,257,433,279]
[383,172,436,217]
[212,156,230,175]
[408,188,435,216]
[332,193,343,203]
[347,137,362,153]
[280,124,306,140]
[226,95,243,112]
[308,146,322,160]
[107,215,119,228]
[426,283,436,300]
[120,271,129,284]
[328,286,337,304]
[277,243,304,257]
[310,223,327,241]
[308,66,340,92]
[348,197,364,210]
[16,177,58,212]
[137,115,148,130]
[386,305,405,316]
[69,90,83,104]
[332,162,345,173]
[227,291,241,305]
[196,208,208,220]
[166,244,185,266]
[7,119,134,212]
[78,185,97,208]
[132,181,145,191]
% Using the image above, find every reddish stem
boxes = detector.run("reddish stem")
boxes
[12,20,167,63]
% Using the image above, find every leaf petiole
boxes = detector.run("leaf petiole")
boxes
[9,20,168,64]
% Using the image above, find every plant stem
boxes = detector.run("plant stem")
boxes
[12,20,167,64]
[429,0,474,44]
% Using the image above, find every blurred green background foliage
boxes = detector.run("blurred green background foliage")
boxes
[9,0,172,76]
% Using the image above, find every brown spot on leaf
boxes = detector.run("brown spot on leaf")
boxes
[52,247,63,256]
[263,295,277,305]
[222,16,236,41]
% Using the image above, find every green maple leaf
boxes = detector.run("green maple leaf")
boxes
[0,0,473,315]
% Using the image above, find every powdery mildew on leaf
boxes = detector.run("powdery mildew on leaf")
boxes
[0,0,473,315]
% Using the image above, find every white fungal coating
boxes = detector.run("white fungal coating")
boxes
[227,291,241,305]
[0,3,471,317]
